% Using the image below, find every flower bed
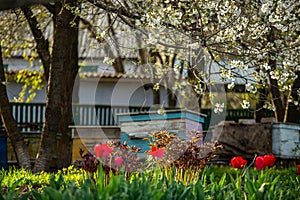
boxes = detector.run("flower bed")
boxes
[1,165,300,199]
[1,130,299,199]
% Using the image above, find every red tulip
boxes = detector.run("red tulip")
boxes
[230,156,247,169]
[255,156,265,170]
[295,164,300,175]
[263,154,276,167]
[114,157,123,167]
[94,143,113,159]
[148,146,164,159]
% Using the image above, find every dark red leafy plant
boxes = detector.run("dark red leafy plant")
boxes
[147,130,222,170]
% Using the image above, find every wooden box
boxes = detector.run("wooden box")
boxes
[117,109,206,153]
[272,123,300,159]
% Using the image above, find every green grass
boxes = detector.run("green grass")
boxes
[1,165,299,200]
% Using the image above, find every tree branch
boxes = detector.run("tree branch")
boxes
[21,6,51,82]
[87,0,140,20]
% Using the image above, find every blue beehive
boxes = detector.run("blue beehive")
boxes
[117,109,206,153]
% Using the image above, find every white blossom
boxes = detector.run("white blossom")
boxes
[241,100,250,109]
[262,63,271,71]
[261,3,270,13]
[245,83,257,94]
[227,82,235,90]
[214,102,224,114]
[103,57,115,65]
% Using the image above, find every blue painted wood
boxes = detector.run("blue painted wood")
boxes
[121,133,151,153]
[185,112,205,123]
[118,110,205,123]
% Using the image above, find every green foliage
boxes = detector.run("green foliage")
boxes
[15,69,44,102]
[1,165,300,199]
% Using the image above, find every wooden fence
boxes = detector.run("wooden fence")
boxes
[0,103,276,131]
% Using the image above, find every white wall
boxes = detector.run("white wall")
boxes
[6,79,171,107]
[78,80,154,106]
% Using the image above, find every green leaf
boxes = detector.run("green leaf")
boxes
[62,190,72,200]
[178,186,192,200]
[19,192,31,200]
[219,173,227,188]
[245,181,255,195]
[44,187,63,200]
[270,176,280,192]
[31,190,44,200]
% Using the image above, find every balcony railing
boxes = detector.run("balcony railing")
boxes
[0,102,276,131]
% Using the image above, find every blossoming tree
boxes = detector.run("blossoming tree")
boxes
[90,0,300,122]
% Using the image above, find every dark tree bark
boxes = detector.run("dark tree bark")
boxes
[267,28,285,122]
[33,1,70,172]
[0,45,31,169]
[268,65,285,122]
[153,89,160,105]
[107,14,124,74]
[21,1,79,171]
[57,0,79,169]
[22,6,51,82]
[255,87,268,123]
[287,71,300,123]
[187,47,206,113]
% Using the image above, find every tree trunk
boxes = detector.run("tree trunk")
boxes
[267,28,285,122]
[153,88,160,105]
[113,57,125,74]
[57,1,79,169]
[287,71,300,123]
[33,2,68,173]
[268,66,285,122]
[255,87,268,123]
[0,45,31,169]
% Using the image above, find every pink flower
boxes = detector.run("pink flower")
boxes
[230,156,247,169]
[295,164,300,175]
[114,157,123,167]
[255,156,265,170]
[148,147,164,159]
[94,143,113,159]
[263,154,276,167]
